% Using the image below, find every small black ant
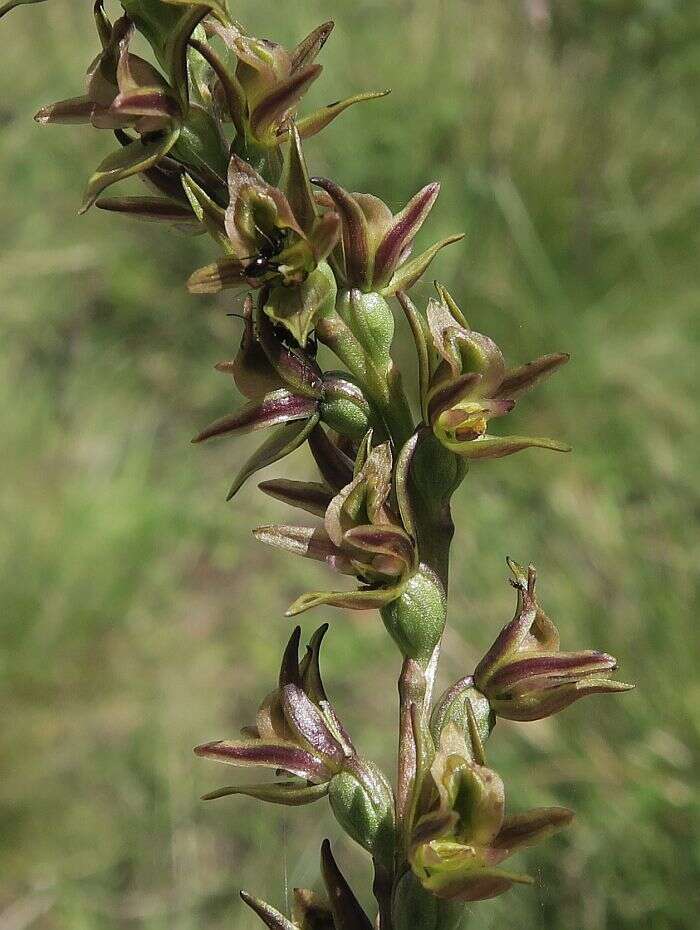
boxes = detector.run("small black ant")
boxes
[242,225,288,279]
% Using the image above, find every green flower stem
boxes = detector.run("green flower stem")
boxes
[390,431,471,929]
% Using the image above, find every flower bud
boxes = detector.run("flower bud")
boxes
[380,566,446,665]
[328,760,395,869]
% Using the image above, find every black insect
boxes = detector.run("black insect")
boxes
[243,226,288,279]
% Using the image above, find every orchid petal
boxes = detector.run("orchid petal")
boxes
[382,234,464,295]
[250,63,322,137]
[487,651,618,694]
[258,479,333,518]
[373,183,441,286]
[95,196,198,224]
[290,21,334,72]
[202,780,329,806]
[496,352,570,399]
[493,678,635,721]
[194,739,331,782]
[289,90,390,142]
[311,178,371,288]
[320,840,374,930]
[79,126,180,213]
[493,807,574,854]
[35,96,96,124]
[227,413,320,500]
[309,426,354,491]
[396,292,430,420]
[286,578,407,616]
[192,389,316,443]
[442,434,571,460]
[426,372,483,424]
[252,524,352,573]
[187,255,248,292]
[343,525,415,571]
[281,684,345,765]
[422,866,532,902]
[240,891,298,930]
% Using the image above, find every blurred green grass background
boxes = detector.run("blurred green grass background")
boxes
[1,1,699,928]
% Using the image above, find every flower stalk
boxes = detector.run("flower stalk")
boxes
[8,2,635,928]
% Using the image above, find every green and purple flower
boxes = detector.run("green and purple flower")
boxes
[473,559,634,721]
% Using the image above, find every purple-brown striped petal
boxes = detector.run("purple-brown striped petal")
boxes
[492,677,634,721]
[486,651,617,694]
[187,256,248,293]
[311,177,371,287]
[253,524,352,573]
[493,807,574,854]
[281,684,345,765]
[96,196,197,224]
[258,479,333,518]
[309,425,354,491]
[35,96,96,124]
[495,353,570,399]
[373,183,440,283]
[422,867,532,902]
[192,390,316,443]
[194,739,331,782]
[290,21,334,72]
[255,310,323,398]
[250,63,322,137]
[373,183,440,287]
[343,525,416,571]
